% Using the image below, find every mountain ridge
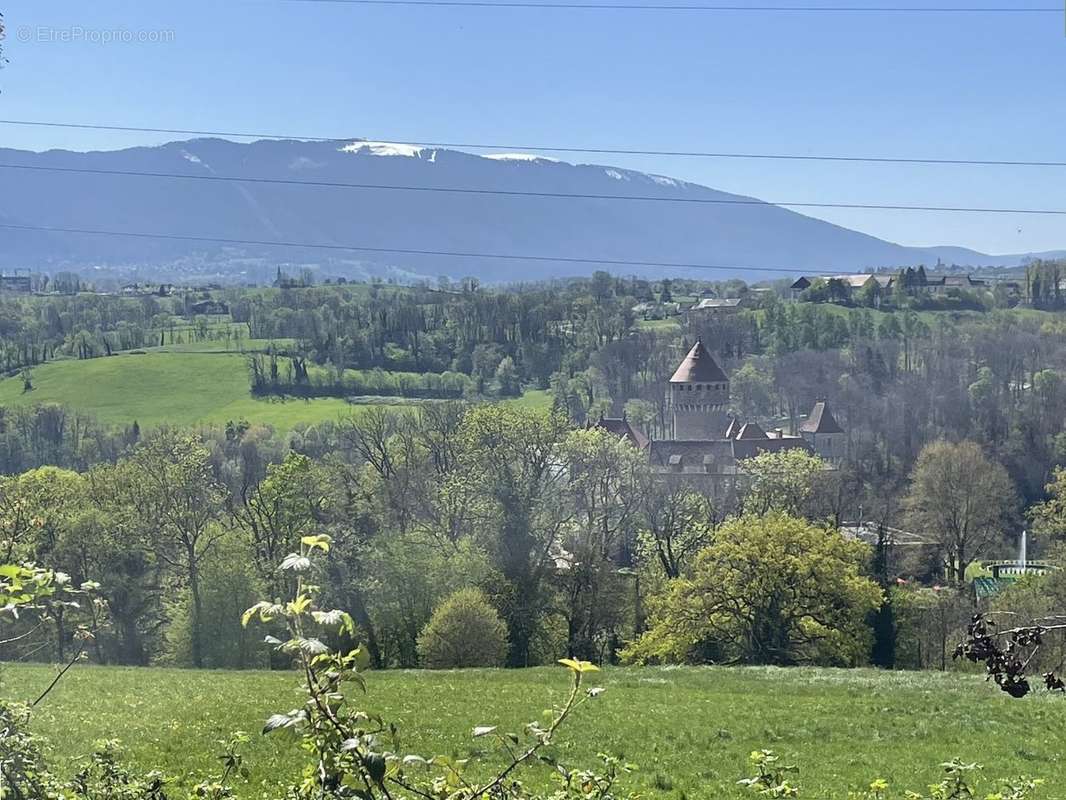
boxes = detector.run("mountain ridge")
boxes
[0,137,1058,282]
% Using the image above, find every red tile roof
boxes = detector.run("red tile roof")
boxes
[669,339,729,384]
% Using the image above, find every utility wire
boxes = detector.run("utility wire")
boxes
[2,161,1063,216]
[2,118,1064,168]
[274,0,1058,12]
[0,222,828,275]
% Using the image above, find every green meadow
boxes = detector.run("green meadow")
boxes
[0,352,353,430]
[3,664,1062,799]
[0,351,553,431]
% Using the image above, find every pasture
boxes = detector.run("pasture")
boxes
[0,352,353,430]
[0,351,552,431]
[3,664,1063,798]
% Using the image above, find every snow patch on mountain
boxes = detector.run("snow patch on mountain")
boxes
[341,142,428,158]
[649,175,681,188]
[483,153,560,163]
[289,156,326,170]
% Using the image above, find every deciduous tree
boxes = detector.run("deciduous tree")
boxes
[625,513,881,666]
[904,440,1016,583]
[101,432,226,668]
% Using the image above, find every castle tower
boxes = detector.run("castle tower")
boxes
[799,399,845,461]
[669,338,730,440]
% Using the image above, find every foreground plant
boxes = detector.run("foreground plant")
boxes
[0,559,1050,799]
[954,613,1066,699]
[243,534,625,800]
[742,754,1042,800]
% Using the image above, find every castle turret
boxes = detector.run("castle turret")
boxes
[669,338,730,439]
[799,399,845,461]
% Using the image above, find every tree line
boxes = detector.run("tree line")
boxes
[1,397,1056,676]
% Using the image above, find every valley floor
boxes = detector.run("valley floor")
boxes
[2,663,1063,798]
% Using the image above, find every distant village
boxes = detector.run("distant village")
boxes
[786,266,1022,306]
[0,263,1035,321]
[631,265,1030,324]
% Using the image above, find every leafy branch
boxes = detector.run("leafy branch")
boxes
[954,613,1066,699]
[243,534,624,800]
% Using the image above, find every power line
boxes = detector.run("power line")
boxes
[2,118,1064,168]
[3,161,1064,216]
[0,222,818,275]
[275,0,1058,12]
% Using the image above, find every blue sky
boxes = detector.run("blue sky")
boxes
[1,0,1064,255]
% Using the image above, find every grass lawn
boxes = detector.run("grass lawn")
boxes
[0,354,554,431]
[141,337,297,354]
[2,664,1063,799]
[636,317,682,332]
[0,353,362,431]
[503,389,553,410]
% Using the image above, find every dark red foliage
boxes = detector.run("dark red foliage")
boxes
[954,614,1052,699]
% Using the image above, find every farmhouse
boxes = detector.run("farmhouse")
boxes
[789,273,892,302]
[685,296,753,320]
[593,339,843,499]
[789,267,1017,305]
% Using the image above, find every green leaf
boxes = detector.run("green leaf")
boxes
[352,646,371,671]
[472,726,497,738]
[558,658,599,673]
[262,712,302,734]
[280,553,312,572]
[312,609,350,627]
[363,753,387,786]
[296,637,329,655]
[301,534,332,552]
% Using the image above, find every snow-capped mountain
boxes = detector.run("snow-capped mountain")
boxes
[0,137,1055,282]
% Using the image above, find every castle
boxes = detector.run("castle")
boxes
[593,339,844,498]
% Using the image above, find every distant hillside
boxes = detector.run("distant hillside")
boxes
[0,138,1058,282]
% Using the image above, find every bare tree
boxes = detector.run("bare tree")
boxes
[904,440,1017,583]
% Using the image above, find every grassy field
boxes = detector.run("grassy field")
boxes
[636,317,682,332]
[3,664,1063,799]
[0,353,554,431]
[0,352,353,430]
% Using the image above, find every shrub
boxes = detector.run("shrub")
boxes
[417,587,509,668]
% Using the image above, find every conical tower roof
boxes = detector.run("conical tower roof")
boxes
[736,421,768,440]
[799,400,844,434]
[669,338,728,384]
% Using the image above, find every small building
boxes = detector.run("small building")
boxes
[799,400,846,461]
[584,414,650,450]
[924,274,988,295]
[789,274,890,303]
[685,297,753,322]
[690,297,751,312]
